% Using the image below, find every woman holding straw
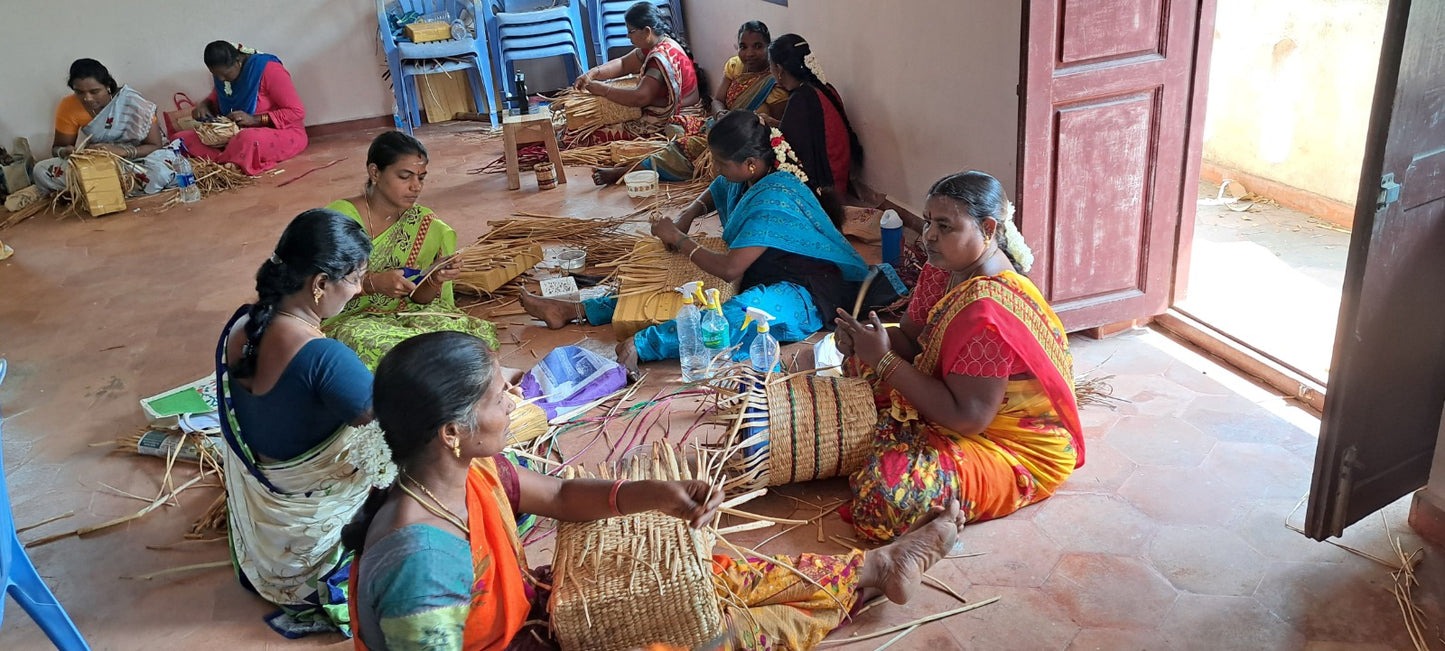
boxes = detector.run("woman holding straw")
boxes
[343,330,966,650]
[522,111,874,369]
[174,41,307,175]
[831,171,1085,542]
[567,2,709,147]
[323,131,498,370]
[32,58,181,196]
[218,209,394,637]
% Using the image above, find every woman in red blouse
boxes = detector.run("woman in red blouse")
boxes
[176,41,307,175]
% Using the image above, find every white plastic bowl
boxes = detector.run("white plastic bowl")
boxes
[624,170,659,198]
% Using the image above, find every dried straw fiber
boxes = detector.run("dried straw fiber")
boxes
[551,444,722,650]
[612,237,738,338]
[195,118,240,148]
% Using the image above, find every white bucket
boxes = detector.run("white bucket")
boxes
[624,170,659,198]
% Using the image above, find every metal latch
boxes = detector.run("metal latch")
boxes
[1379,173,1401,209]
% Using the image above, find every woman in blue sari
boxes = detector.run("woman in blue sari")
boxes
[524,110,870,367]
[176,41,307,174]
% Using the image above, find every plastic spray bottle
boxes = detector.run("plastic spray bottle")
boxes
[675,281,706,381]
[699,287,731,374]
[741,307,779,373]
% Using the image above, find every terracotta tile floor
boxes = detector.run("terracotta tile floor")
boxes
[2,124,1442,650]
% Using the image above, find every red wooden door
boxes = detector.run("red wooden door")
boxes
[1305,0,1445,539]
[1019,0,1210,331]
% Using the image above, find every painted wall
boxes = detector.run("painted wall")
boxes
[1201,0,1387,207]
[684,0,1022,213]
[0,0,396,154]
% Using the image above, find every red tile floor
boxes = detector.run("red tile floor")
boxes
[1,124,1441,650]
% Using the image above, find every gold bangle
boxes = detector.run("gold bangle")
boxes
[686,240,702,262]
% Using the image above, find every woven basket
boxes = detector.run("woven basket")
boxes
[68,150,128,217]
[612,238,738,338]
[721,370,876,492]
[551,443,723,651]
[455,242,544,296]
[196,118,240,148]
[563,92,643,132]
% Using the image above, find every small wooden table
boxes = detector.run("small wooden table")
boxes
[501,107,566,191]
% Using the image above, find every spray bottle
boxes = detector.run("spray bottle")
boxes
[741,307,779,373]
[675,281,706,381]
[699,287,731,373]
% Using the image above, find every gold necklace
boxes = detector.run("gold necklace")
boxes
[276,310,324,335]
[362,194,398,239]
[401,473,469,535]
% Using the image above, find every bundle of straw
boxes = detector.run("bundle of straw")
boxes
[552,85,643,135]
[558,138,670,168]
[195,118,240,148]
[551,442,724,650]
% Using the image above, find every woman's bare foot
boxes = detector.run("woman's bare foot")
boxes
[519,289,580,330]
[592,166,628,186]
[860,500,965,605]
[615,338,639,374]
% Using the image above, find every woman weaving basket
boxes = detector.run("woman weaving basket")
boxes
[832,171,1086,542]
[32,58,181,196]
[174,41,307,175]
[322,131,498,370]
[522,110,874,370]
[217,209,393,637]
[566,2,708,148]
[343,330,966,651]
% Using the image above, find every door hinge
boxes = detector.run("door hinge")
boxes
[1378,173,1402,209]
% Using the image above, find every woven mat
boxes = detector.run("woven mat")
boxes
[764,375,875,485]
[612,237,738,338]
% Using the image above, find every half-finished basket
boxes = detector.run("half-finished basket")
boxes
[195,118,240,148]
[550,443,723,650]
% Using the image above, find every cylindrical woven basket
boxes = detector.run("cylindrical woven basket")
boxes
[563,93,643,132]
[196,118,240,147]
[765,374,876,485]
[551,444,723,651]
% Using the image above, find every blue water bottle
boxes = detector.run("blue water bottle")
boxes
[880,209,903,267]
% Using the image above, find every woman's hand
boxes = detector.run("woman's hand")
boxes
[759,114,781,128]
[833,318,856,357]
[423,255,463,287]
[91,144,126,157]
[573,70,595,91]
[653,480,724,529]
[584,80,611,98]
[366,270,417,298]
[192,103,214,120]
[228,111,262,128]
[650,218,686,250]
[834,309,892,367]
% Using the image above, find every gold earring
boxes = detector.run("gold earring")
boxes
[749,164,755,173]
[984,236,993,249]
[451,439,462,458]
[313,287,323,304]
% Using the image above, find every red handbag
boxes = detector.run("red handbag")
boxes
[163,93,200,138]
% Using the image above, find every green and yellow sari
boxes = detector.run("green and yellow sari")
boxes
[322,200,498,369]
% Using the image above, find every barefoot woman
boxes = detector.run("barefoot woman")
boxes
[344,331,965,650]
[834,172,1085,542]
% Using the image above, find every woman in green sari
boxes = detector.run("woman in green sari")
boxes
[323,131,497,369]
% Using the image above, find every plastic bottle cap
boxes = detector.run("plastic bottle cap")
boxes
[880,209,903,229]
[741,306,775,333]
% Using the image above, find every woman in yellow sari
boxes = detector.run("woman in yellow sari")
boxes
[833,171,1085,542]
[323,131,497,369]
[715,21,788,117]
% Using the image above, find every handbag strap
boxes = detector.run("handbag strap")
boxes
[173,92,195,109]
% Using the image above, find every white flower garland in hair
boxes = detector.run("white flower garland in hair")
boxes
[802,52,828,85]
[996,199,1035,273]
[768,127,810,185]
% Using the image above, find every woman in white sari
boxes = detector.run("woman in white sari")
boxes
[217,209,395,637]
[32,58,180,195]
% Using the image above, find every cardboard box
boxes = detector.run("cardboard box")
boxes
[405,21,453,44]
[417,71,477,123]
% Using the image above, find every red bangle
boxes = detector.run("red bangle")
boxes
[608,479,626,516]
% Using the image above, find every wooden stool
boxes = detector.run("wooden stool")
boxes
[501,107,566,191]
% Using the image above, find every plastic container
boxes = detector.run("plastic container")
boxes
[741,307,779,373]
[176,157,200,204]
[557,248,586,270]
[675,281,706,381]
[699,287,730,374]
[624,170,659,198]
[880,209,903,266]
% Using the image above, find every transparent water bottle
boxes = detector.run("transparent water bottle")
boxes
[176,157,200,204]
[675,281,706,381]
[699,288,731,375]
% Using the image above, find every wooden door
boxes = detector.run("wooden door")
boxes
[1019,0,1210,331]
[1305,0,1445,540]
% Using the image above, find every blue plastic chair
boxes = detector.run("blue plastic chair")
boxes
[377,0,501,132]
[0,360,90,650]
[587,0,684,64]
[486,0,591,102]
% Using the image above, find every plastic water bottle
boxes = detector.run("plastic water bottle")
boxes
[880,209,903,266]
[675,281,706,381]
[176,157,200,204]
[699,288,731,374]
[742,307,780,373]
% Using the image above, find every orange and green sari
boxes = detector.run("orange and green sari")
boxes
[847,265,1084,542]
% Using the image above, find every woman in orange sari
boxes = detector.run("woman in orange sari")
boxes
[344,331,965,650]
[834,171,1084,542]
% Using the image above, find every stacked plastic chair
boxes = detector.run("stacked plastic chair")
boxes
[485,0,591,103]
[0,358,91,650]
[588,0,684,63]
[377,0,501,132]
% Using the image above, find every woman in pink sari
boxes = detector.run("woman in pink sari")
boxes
[176,41,307,174]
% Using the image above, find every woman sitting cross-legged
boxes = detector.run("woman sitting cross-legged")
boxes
[523,110,871,370]
[217,208,394,636]
[322,131,498,370]
[343,330,966,650]
[832,171,1085,543]
[175,41,307,175]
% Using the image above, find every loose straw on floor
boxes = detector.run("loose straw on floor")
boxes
[817,597,1001,646]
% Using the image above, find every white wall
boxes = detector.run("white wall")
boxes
[684,0,1022,213]
[0,0,395,153]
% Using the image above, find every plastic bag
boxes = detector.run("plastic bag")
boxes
[520,345,628,419]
